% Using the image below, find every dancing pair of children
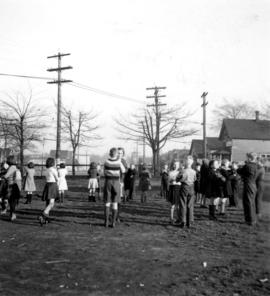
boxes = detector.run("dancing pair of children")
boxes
[168,156,197,228]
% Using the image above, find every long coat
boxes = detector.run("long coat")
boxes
[124,168,136,190]
[200,163,209,195]
[139,169,151,192]
[219,168,233,197]
[23,167,36,192]
[237,162,258,223]
[205,169,225,198]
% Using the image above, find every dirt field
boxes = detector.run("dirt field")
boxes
[0,177,269,296]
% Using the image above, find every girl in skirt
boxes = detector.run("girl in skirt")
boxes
[38,157,59,225]
[88,162,99,202]
[2,156,21,221]
[168,162,181,224]
[23,162,36,204]
[58,163,68,203]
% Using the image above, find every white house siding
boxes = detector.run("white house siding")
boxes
[231,139,270,161]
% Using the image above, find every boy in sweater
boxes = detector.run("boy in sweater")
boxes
[103,147,125,227]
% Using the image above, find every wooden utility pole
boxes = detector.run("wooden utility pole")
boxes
[201,91,208,159]
[47,52,72,163]
[146,86,166,175]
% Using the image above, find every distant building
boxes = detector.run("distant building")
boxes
[49,150,78,165]
[219,111,270,162]
[0,148,12,162]
[189,137,230,161]
[161,149,190,167]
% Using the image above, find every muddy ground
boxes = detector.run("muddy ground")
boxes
[0,177,269,296]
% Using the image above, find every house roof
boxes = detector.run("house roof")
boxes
[189,137,229,156]
[220,119,270,141]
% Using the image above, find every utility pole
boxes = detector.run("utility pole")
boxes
[146,86,166,175]
[201,91,208,159]
[47,52,72,163]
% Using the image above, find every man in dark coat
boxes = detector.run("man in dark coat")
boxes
[237,152,258,225]
[199,159,209,208]
[255,157,265,220]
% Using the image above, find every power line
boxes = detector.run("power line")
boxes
[0,72,145,104]
[0,73,51,80]
[69,82,145,104]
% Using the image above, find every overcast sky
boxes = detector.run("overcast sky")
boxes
[0,0,269,157]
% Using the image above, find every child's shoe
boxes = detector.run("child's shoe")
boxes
[10,213,16,221]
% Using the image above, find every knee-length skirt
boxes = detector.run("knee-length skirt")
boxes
[42,182,58,201]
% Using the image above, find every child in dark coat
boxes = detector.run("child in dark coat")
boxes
[160,164,169,200]
[0,162,9,214]
[229,162,241,207]
[124,164,136,201]
[219,159,232,216]
[206,159,226,220]
[139,165,151,203]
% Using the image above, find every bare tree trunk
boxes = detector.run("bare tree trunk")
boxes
[152,149,160,176]
[72,147,76,176]
[20,118,24,173]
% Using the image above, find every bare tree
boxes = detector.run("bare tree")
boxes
[260,102,270,120]
[212,98,254,130]
[0,90,47,170]
[115,105,197,175]
[61,107,101,175]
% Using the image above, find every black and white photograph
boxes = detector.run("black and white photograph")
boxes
[0,0,269,295]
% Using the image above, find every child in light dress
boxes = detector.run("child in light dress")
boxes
[58,163,68,203]
[23,162,36,204]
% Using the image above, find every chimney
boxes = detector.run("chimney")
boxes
[255,110,260,121]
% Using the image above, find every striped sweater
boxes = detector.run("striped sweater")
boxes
[104,157,125,179]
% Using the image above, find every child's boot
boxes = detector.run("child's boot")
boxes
[104,207,110,227]
[24,194,30,204]
[112,209,118,228]
[209,205,217,220]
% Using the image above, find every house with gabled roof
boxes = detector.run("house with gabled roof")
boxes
[219,111,270,162]
[189,137,230,160]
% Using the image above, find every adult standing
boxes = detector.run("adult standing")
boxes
[199,158,209,208]
[237,152,258,225]
[255,157,265,220]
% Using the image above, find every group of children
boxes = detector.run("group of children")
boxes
[0,150,265,228]
[161,152,265,227]
[0,156,68,223]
